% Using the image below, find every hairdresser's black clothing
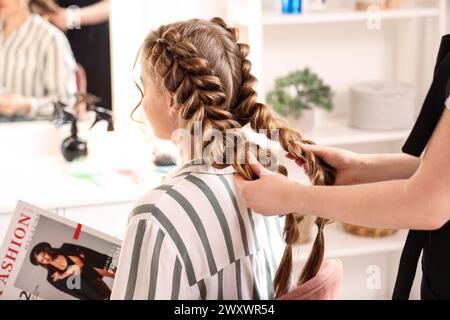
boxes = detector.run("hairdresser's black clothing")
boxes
[421,224,450,299]
[393,34,450,300]
[57,0,112,111]
[46,244,113,300]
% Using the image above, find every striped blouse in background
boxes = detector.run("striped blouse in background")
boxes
[0,14,77,118]
[111,162,285,300]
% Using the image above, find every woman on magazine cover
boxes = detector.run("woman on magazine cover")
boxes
[30,242,116,300]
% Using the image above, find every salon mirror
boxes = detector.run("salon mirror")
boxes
[0,0,113,122]
[0,0,113,159]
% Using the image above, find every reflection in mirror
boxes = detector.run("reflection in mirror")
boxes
[0,0,112,125]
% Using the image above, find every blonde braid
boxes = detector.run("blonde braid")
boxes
[212,18,336,298]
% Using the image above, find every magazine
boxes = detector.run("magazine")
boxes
[0,201,121,300]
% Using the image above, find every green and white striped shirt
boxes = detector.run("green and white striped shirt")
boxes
[111,162,285,300]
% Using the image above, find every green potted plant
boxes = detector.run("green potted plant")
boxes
[267,68,333,131]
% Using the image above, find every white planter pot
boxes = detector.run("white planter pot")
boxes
[349,82,415,131]
[287,108,316,133]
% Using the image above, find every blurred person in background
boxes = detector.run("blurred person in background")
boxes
[47,0,112,112]
[0,0,77,121]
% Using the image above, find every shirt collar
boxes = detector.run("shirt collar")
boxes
[0,14,35,41]
[173,160,236,177]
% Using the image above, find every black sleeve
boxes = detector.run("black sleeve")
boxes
[403,35,450,157]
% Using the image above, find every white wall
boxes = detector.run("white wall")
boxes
[110,0,145,124]
[141,0,225,32]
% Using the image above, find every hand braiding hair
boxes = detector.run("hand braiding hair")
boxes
[141,17,336,299]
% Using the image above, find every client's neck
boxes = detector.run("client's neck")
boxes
[175,133,217,165]
[2,9,31,38]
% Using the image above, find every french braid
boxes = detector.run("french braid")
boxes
[221,19,336,297]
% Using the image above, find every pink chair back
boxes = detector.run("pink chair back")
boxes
[277,260,343,300]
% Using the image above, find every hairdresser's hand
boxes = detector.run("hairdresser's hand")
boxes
[290,143,363,186]
[0,95,31,117]
[46,8,68,32]
[235,152,299,216]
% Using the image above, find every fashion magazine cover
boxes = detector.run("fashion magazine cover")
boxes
[0,201,121,300]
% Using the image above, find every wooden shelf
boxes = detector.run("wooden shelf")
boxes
[230,7,440,27]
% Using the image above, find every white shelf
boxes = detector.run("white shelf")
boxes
[230,7,440,27]
[294,226,408,262]
[306,116,411,146]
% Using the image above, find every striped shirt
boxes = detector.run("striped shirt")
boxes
[0,14,77,117]
[111,162,285,300]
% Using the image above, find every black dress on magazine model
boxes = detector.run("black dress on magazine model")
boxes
[30,242,116,300]
[393,34,450,300]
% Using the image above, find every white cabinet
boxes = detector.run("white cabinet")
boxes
[292,227,408,299]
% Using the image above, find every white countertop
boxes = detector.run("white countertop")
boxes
[0,155,167,214]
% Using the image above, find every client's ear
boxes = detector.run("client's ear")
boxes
[168,97,180,127]
[168,97,175,115]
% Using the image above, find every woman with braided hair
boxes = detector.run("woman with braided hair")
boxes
[111,17,335,300]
